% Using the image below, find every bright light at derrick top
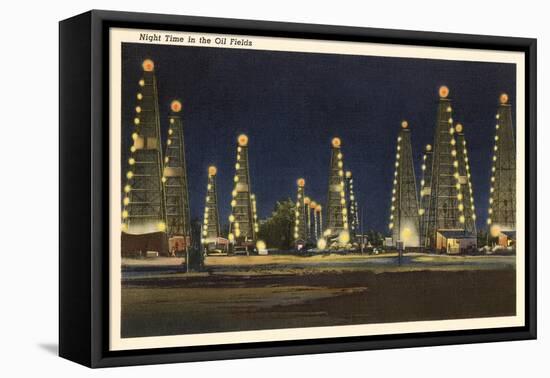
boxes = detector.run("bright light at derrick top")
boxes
[238,134,249,146]
[208,166,217,176]
[500,93,509,104]
[455,123,463,133]
[439,85,450,98]
[142,59,155,72]
[297,178,305,187]
[170,100,182,113]
[401,120,409,129]
[332,137,341,148]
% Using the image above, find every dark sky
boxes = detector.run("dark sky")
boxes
[121,42,516,233]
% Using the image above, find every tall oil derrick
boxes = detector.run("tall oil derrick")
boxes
[425,86,464,249]
[308,200,318,241]
[314,203,322,242]
[325,137,350,245]
[303,197,312,241]
[228,134,256,249]
[487,93,516,232]
[388,121,420,246]
[121,59,168,256]
[293,179,308,244]
[202,166,220,248]
[345,171,360,242]
[162,99,192,253]
[251,193,259,235]
[454,123,477,236]
[418,144,434,247]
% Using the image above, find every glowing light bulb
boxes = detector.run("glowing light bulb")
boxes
[142,59,155,72]
[157,222,166,232]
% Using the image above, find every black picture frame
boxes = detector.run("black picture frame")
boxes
[59,9,537,368]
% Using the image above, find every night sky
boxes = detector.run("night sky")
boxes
[121,42,516,233]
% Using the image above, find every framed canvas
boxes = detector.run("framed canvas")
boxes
[59,10,537,368]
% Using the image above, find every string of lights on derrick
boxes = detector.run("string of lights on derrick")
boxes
[487,93,512,228]
[449,120,466,226]
[388,125,403,232]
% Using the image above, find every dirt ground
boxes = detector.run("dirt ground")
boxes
[120,254,516,338]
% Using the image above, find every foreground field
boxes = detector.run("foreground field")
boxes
[121,254,516,338]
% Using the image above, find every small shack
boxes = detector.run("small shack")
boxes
[497,230,516,247]
[436,230,477,254]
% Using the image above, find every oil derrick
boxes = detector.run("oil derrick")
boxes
[202,166,220,249]
[314,204,322,242]
[163,99,192,254]
[293,179,308,245]
[304,196,312,241]
[308,200,318,242]
[388,121,420,246]
[454,123,477,237]
[425,86,464,249]
[487,93,516,233]
[325,138,350,246]
[121,59,168,256]
[345,171,360,242]
[228,134,256,250]
[418,144,434,247]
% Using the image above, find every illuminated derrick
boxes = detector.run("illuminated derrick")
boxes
[418,144,433,247]
[425,86,464,249]
[293,179,308,244]
[228,134,256,249]
[315,204,323,242]
[162,99,192,253]
[345,171,360,243]
[388,121,420,246]
[121,59,168,255]
[488,93,516,233]
[325,137,350,246]
[308,200,318,241]
[202,166,220,248]
[454,123,477,237]
[304,197,312,240]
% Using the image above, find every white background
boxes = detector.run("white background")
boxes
[0,0,545,376]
